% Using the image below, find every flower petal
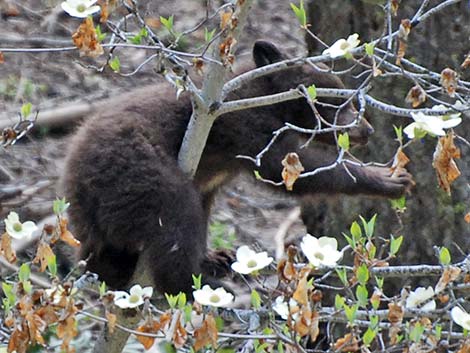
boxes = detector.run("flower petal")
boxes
[318,236,338,250]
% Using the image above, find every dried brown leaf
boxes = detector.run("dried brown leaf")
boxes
[1,232,16,263]
[334,333,359,352]
[405,85,426,108]
[72,17,104,58]
[193,314,218,351]
[388,302,404,324]
[465,213,470,224]
[435,266,461,293]
[432,134,461,195]
[281,152,304,191]
[391,148,410,177]
[59,218,81,247]
[440,68,458,97]
[33,241,55,272]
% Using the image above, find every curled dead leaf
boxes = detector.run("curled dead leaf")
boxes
[405,85,426,108]
[59,218,81,247]
[465,213,470,224]
[220,10,233,30]
[1,232,16,263]
[391,148,410,178]
[292,270,309,305]
[33,241,55,272]
[72,17,104,58]
[277,258,297,282]
[281,152,304,191]
[193,314,218,351]
[435,266,461,293]
[391,0,400,15]
[440,68,458,97]
[334,333,359,352]
[396,19,411,65]
[388,302,404,324]
[432,134,461,195]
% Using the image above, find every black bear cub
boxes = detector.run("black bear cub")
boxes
[62,41,412,295]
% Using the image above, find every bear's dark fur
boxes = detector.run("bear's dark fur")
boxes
[62,41,413,295]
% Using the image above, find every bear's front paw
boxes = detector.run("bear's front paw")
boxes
[369,166,415,198]
[201,249,236,279]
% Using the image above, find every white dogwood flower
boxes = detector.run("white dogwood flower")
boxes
[231,245,273,274]
[113,284,153,309]
[193,285,233,307]
[4,212,37,240]
[301,234,342,267]
[451,306,470,330]
[323,34,360,58]
[272,296,298,320]
[61,0,100,18]
[404,105,462,139]
[405,287,436,312]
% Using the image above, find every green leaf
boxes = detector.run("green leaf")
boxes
[366,241,376,260]
[99,281,107,297]
[18,263,30,283]
[362,327,376,346]
[254,170,262,180]
[21,102,32,118]
[343,303,358,324]
[204,27,216,43]
[356,264,370,285]
[356,285,368,307]
[393,125,403,142]
[290,0,306,27]
[109,56,120,73]
[95,25,106,42]
[192,274,202,290]
[130,34,142,44]
[364,42,375,57]
[47,255,57,277]
[390,196,406,212]
[165,293,178,308]
[338,132,350,151]
[435,324,442,340]
[343,233,355,248]
[335,294,345,310]
[177,292,187,309]
[360,214,377,238]
[389,235,403,256]
[53,197,70,216]
[251,289,261,310]
[307,84,317,100]
[350,221,362,242]
[23,281,32,294]
[2,282,16,307]
[369,315,379,329]
[335,267,348,286]
[277,342,284,353]
[160,15,174,32]
[139,27,148,37]
[439,247,451,265]
[409,323,425,343]
[375,276,384,289]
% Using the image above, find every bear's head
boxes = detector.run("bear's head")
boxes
[251,40,374,146]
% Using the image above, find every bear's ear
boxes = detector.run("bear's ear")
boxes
[253,40,284,67]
